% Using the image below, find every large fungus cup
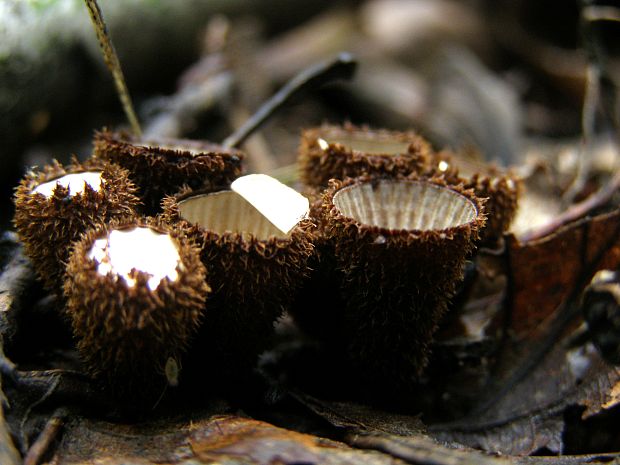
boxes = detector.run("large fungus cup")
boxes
[163,175,313,376]
[321,176,486,388]
[64,217,210,400]
[93,129,244,213]
[162,175,313,379]
[13,158,140,294]
[299,123,432,188]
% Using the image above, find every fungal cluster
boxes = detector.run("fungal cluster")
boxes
[292,123,520,390]
[13,123,519,405]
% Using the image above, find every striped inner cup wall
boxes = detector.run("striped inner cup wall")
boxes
[333,180,478,231]
[177,191,286,240]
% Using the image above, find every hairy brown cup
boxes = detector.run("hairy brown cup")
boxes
[299,123,433,188]
[162,187,313,379]
[93,129,244,213]
[321,175,486,388]
[64,217,210,401]
[434,150,520,244]
[13,157,140,294]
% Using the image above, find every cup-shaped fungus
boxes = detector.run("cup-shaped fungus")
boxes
[433,150,520,244]
[93,129,244,214]
[162,174,313,379]
[321,175,486,388]
[13,158,140,294]
[64,217,209,401]
[299,123,433,188]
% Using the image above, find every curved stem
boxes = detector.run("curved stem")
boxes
[223,52,357,149]
[83,0,142,137]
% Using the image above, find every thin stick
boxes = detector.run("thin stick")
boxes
[19,376,61,454]
[521,169,620,243]
[0,347,20,465]
[23,408,67,465]
[83,0,142,137]
[223,52,357,149]
[565,1,620,205]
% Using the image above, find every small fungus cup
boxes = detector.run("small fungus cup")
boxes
[64,217,210,401]
[162,175,313,380]
[93,129,244,214]
[299,123,432,188]
[13,158,140,294]
[433,151,520,244]
[321,175,486,389]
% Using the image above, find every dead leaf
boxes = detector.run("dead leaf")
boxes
[290,390,425,436]
[349,432,511,465]
[428,330,620,455]
[506,208,620,339]
[50,414,406,465]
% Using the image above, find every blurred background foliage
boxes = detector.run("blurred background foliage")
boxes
[0,0,618,226]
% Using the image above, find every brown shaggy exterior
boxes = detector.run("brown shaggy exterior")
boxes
[299,123,433,188]
[299,124,518,244]
[64,217,210,402]
[13,157,140,294]
[288,188,345,340]
[93,129,244,214]
[162,189,314,380]
[320,175,486,388]
[434,151,521,244]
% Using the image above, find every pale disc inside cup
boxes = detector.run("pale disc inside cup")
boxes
[318,134,410,155]
[333,180,478,231]
[33,171,103,198]
[177,191,288,240]
[88,227,181,291]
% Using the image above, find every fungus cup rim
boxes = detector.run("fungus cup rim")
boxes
[323,175,487,241]
[17,156,121,201]
[70,216,208,296]
[310,123,430,158]
[64,216,210,389]
[94,129,245,163]
[162,187,315,250]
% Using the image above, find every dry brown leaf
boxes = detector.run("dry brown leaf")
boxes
[506,208,620,339]
[50,415,406,465]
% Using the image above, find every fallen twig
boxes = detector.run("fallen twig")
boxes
[23,408,68,465]
[521,169,620,243]
[0,348,20,465]
[564,2,620,205]
[222,52,357,149]
[0,235,34,463]
[349,432,506,465]
[19,376,61,454]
